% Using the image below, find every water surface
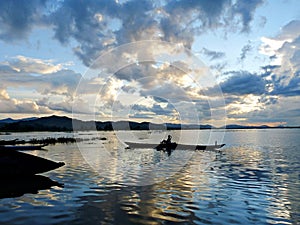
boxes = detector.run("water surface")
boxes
[0,129,299,224]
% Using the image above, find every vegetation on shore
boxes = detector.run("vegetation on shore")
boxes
[0,136,107,146]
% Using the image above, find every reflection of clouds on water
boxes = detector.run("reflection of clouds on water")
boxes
[74,130,225,186]
[212,141,299,223]
[0,129,299,224]
[78,134,195,186]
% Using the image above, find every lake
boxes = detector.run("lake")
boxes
[0,129,299,224]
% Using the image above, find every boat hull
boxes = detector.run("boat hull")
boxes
[125,142,225,151]
[0,149,65,177]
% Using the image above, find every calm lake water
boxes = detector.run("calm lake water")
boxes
[0,129,299,224]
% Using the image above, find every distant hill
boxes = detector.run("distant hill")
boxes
[0,117,37,124]
[0,115,299,132]
[223,124,271,129]
[0,115,206,131]
[0,115,74,131]
[0,118,16,124]
[0,115,172,131]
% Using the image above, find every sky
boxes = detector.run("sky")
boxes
[0,0,299,126]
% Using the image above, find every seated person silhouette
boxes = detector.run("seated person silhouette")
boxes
[162,135,172,144]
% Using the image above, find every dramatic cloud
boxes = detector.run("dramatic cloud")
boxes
[219,71,266,95]
[0,0,265,66]
[216,20,300,125]
[0,58,83,115]
[260,20,300,97]
[270,75,300,97]
[0,86,51,114]
[202,19,300,125]
[0,69,82,97]
[226,96,299,126]
[1,1,299,126]
[0,0,47,41]
[0,98,51,114]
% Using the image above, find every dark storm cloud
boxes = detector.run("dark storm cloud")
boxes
[215,63,300,98]
[261,65,280,77]
[271,75,300,97]
[219,71,266,95]
[0,0,265,65]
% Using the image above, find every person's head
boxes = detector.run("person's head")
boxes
[168,135,172,139]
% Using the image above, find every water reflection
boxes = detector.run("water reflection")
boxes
[0,175,63,199]
[68,151,224,225]
[77,133,195,186]
[213,144,300,224]
[0,129,299,225]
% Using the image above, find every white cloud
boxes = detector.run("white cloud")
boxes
[226,95,299,126]
[0,88,9,100]
[0,66,82,97]
[260,20,300,89]
[0,60,84,115]
[3,55,65,74]
[259,37,287,61]
[0,97,52,114]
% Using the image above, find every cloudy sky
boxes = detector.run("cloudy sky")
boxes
[0,0,299,126]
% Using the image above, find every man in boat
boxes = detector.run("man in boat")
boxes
[161,135,172,144]
[166,135,172,144]
[159,135,173,155]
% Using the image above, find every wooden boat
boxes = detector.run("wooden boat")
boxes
[0,144,48,151]
[125,142,225,151]
[0,149,65,177]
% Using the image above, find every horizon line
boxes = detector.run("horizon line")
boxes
[0,114,299,128]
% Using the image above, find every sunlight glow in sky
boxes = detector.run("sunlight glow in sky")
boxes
[0,0,299,126]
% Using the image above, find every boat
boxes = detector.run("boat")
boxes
[0,149,65,177]
[124,142,225,151]
[0,144,48,151]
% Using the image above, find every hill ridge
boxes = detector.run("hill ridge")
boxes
[0,115,299,131]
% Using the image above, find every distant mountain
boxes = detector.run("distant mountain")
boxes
[19,117,38,122]
[223,124,271,129]
[0,115,299,132]
[0,118,16,124]
[0,115,73,131]
[0,117,37,124]
[0,115,197,131]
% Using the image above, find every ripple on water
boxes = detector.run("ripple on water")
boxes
[0,130,299,225]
